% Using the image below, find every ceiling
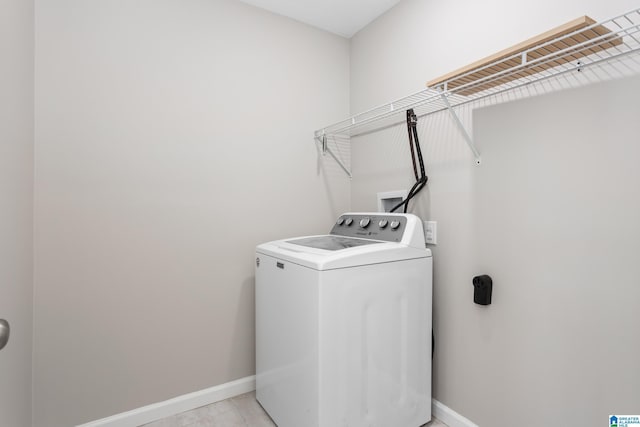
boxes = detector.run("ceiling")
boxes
[237,0,402,38]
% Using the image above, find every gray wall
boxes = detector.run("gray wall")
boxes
[0,0,34,426]
[33,1,350,426]
[470,76,640,425]
[350,0,640,425]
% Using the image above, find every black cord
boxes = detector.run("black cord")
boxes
[405,179,427,213]
[413,125,426,179]
[390,177,426,213]
[407,110,419,181]
[391,108,428,213]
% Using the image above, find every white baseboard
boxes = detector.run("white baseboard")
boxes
[77,375,256,427]
[78,377,475,427]
[432,398,479,427]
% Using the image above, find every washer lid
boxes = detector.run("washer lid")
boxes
[256,236,430,270]
[255,212,431,270]
[286,235,381,251]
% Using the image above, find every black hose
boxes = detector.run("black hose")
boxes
[391,108,428,213]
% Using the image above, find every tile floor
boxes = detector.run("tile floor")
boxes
[142,391,448,427]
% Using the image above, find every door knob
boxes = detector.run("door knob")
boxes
[0,319,9,351]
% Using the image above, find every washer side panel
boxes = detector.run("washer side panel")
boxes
[256,253,320,427]
[319,257,432,427]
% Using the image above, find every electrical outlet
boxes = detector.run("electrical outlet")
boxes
[424,221,437,245]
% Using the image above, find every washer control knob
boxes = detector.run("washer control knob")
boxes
[344,218,353,226]
[390,220,400,229]
[359,218,371,228]
[336,218,345,226]
[378,219,388,229]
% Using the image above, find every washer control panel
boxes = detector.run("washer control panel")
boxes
[330,214,407,242]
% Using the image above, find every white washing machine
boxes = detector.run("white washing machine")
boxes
[255,212,432,427]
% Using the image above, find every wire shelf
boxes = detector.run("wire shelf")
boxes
[314,7,640,173]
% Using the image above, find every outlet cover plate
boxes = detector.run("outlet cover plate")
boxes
[424,221,437,245]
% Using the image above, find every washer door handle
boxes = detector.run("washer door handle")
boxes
[0,319,9,351]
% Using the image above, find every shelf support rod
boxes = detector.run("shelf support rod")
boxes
[326,145,352,178]
[317,134,352,178]
[439,91,482,165]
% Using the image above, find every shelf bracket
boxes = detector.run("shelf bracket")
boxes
[317,133,352,178]
[439,91,482,165]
